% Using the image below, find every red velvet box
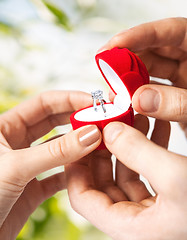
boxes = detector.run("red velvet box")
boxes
[70,47,149,149]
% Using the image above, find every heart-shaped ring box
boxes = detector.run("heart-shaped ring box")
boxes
[70,47,149,149]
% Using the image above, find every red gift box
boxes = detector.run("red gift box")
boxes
[70,47,149,149]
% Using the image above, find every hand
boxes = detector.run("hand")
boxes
[0,90,101,239]
[99,17,187,88]
[66,115,187,240]
[99,17,187,134]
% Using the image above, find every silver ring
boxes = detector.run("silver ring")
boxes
[91,90,106,116]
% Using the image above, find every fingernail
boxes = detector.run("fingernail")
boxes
[139,89,160,112]
[79,125,100,147]
[104,122,124,144]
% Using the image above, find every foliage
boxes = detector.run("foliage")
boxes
[17,194,82,240]
[42,1,73,31]
[0,88,33,113]
[0,21,20,36]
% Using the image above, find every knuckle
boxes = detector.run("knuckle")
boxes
[175,90,187,120]
[69,198,79,213]
[115,129,144,165]
[39,91,52,116]
[2,152,19,176]
[48,136,71,163]
[161,156,187,198]
[0,152,27,196]
[58,137,70,159]
[109,34,123,47]
[69,192,85,215]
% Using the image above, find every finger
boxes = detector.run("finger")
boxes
[133,114,149,135]
[140,196,157,207]
[3,173,66,237]
[148,120,170,195]
[116,160,151,202]
[20,172,66,215]
[26,113,71,146]
[132,84,187,122]
[151,120,171,149]
[103,122,186,198]
[179,122,187,138]
[108,90,116,102]
[0,91,92,147]
[138,51,179,83]
[152,46,187,61]
[66,161,114,232]
[66,159,144,236]
[0,132,11,153]
[12,113,71,149]
[99,18,187,52]
[1,125,101,182]
[138,50,187,87]
[38,172,66,200]
[90,150,128,202]
[116,115,151,202]
[9,91,92,126]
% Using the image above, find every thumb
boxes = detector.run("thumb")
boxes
[1,125,101,182]
[103,122,186,197]
[132,84,187,122]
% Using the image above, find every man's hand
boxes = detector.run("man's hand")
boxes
[66,115,187,240]
[99,17,187,88]
[66,17,187,240]
[100,17,187,133]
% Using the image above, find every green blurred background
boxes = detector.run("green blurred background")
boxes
[0,0,186,239]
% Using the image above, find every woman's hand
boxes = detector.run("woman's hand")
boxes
[0,90,101,239]
[66,115,187,240]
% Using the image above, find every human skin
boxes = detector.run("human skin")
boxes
[0,90,102,240]
[66,18,187,240]
[100,17,187,133]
